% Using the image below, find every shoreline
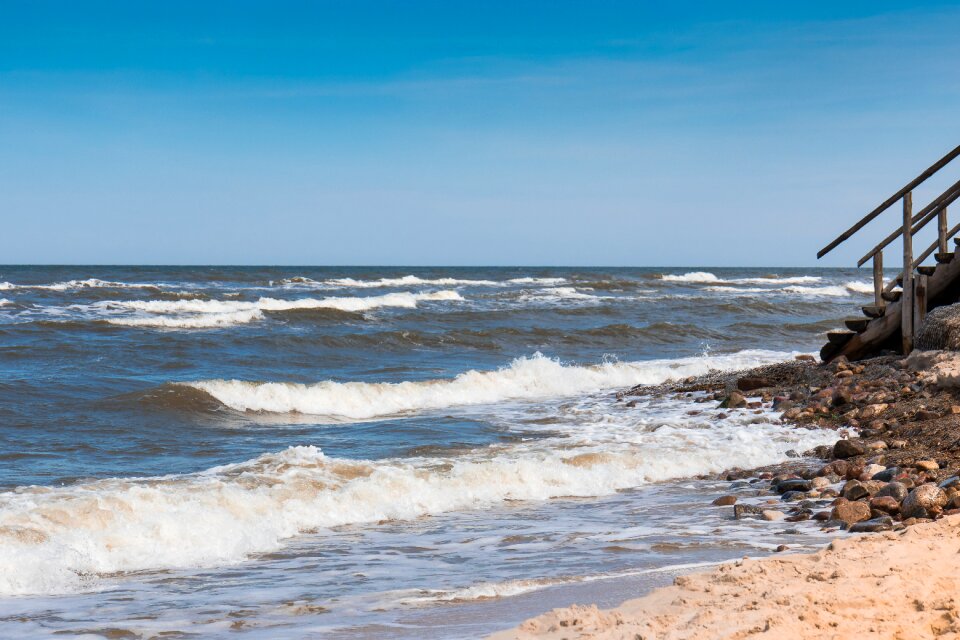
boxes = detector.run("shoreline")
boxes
[493,350,960,639]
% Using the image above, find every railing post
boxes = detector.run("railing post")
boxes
[940,206,950,255]
[902,191,914,354]
[873,251,884,308]
[915,273,928,332]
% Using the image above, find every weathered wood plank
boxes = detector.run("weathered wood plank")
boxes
[873,252,884,308]
[918,266,937,276]
[844,317,870,332]
[827,330,856,345]
[862,305,886,318]
[936,252,954,264]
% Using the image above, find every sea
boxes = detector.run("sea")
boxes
[0,266,875,638]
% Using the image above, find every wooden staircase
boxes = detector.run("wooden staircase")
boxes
[819,144,960,362]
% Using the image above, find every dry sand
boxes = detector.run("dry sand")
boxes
[491,515,960,640]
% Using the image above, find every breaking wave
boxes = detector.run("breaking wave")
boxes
[660,272,823,286]
[0,279,161,291]
[183,350,798,420]
[0,413,833,595]
[101,291,465,328]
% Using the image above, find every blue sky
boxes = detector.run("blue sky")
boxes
[2,1,960,265]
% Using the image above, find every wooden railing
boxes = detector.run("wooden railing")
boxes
[819,144,960,353]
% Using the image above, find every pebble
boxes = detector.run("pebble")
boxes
[915,460,940,471]
[712,495,737,506]
[848,516,894,533]
[762,510,785,521]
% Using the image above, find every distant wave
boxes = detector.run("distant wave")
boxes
[0,299,10,307]
[101,291,464,328]
[183,350,798,420]
[108,309,265,328]
[0,279,161,291]
[275,275,567,289]
[660,272,823,286]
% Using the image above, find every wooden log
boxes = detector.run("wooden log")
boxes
[819,144,960,259]
[873,252,884,308]
[902,192,914,354]
[939,206,949,254]
[915,273,928,330]
[882,290,902,302]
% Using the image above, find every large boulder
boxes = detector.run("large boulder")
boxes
[916,303,960,351]
[900,484,948,519]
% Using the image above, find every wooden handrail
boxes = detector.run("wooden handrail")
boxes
[857,179,960,266]
[818,143,960,259]
[883,219,960,294]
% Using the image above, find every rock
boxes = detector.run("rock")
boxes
[833,439,866,459]
[820,460,849,477]
[772,397,793,411]
[830,499,872,526]
[810,476,831,490]
[841,480,870,501]
[915,460,940,471]
[866,441,888,451]
[869,495,900,514]
[762,510,785,521]
[859,404,889,420]
[889,439,908,450]
[915,303,960,350]
[849,516,894,533]
[871,467,901,482]
[914,409,940,421]
[901,484,949,519]
[736,376,772,392]
[876,481,909,501]
[939,476,960,490]
[733,504,764,519]
[813,510,832,521]
[722,391,747,409]
[951,405,960,414]
[775,544,789,552]
[712,495,737,506]
[860,464,886,480]
[775,479,811,493]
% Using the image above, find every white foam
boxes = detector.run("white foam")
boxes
[108,310,264,328]
[782,285,852,297]
[0,299,10,307]
[324,275,499,288]
[185,350,797,420]
[662,272,823,286]
[844,281,875,294]
[0,407,834,596]
[661,272,720,283]
[108,290,463,315]
[0,279,160,291]
[96,291,464,328]
[506,277,568,285]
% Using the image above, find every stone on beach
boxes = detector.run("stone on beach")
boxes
[833,438,865,459]
[830,498,871,526]
[712,495,737,506]
[901,484,948,519]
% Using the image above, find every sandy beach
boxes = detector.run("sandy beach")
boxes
[493,514,960,639]
[495,349,960,639]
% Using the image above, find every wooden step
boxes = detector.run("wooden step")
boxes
[844,317,870,332]
[918,265,937,276]
[954,237,960,247]
[882,290,902,302]
[936,252,954,264]
[862,305,886,318]
[827,330,857,345]
[843,318,870,333]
